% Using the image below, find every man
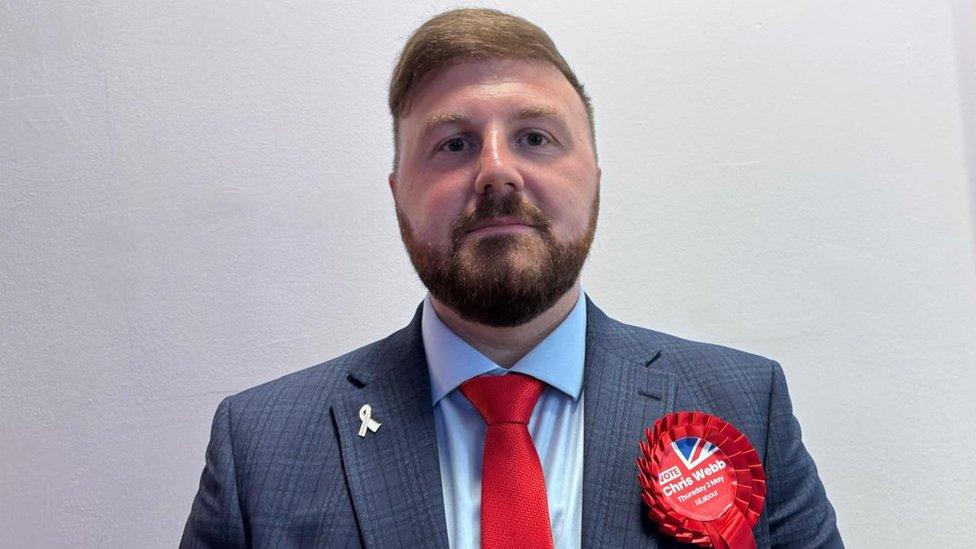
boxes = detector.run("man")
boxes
[182,8,842,548]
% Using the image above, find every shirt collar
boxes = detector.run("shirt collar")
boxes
[421,287,587,405]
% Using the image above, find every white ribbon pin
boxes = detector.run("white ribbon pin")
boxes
[357,404,382,438]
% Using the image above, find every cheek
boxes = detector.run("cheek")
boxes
[538,176,598,236]
[562,193,593,234]
[402,185,465,243]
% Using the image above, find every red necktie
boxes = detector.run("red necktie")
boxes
[460,373,554,549]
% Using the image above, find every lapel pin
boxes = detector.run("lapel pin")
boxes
[357,404,382,438]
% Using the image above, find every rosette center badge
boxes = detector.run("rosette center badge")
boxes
[658,436,735,521]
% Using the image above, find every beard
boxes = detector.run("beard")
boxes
[395,190,599,327]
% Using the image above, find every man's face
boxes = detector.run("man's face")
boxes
[389,58,601,327]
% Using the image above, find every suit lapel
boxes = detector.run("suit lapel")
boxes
[332,306,449,549]
[582,297,678,549]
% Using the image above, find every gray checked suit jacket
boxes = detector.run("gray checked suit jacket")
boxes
[181,296,843,548]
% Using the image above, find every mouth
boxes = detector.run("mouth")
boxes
[466,217,538,236]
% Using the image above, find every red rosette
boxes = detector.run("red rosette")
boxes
[637,411,766,549]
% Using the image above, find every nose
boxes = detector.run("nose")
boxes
[473,128,525,196]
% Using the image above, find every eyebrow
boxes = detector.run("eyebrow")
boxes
[423,112,467,129]
[421,105,566,133]
[515,105,561,121]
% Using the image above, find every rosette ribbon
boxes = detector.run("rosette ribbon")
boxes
[637,411,766,548]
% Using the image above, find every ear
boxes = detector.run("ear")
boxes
[388,170,398,197]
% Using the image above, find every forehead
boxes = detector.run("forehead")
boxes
[401,58,587,130]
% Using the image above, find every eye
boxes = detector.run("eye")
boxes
[437,136,473,153]
[518,131,552,147]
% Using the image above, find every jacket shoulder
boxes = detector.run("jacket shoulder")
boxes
[591,307,778,416]
[220,320,417,421]
[594,310,775,376]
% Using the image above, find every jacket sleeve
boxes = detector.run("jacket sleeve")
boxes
[765,360,844,548]
[180,397,248,548]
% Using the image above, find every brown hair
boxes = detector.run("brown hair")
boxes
[388,8,594,167]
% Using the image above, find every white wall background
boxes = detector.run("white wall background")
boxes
[2,1,974,547]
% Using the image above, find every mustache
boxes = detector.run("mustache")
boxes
[451,193,552,244]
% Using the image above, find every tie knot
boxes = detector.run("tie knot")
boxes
[460,373,546,425]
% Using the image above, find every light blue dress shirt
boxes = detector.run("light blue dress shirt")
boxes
[421,288,586,549]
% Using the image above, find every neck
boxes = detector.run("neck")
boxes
[430,282,582,369]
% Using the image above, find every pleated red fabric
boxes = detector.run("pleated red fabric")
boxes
[461,373,554,549]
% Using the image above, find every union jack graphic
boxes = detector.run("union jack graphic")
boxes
[671,436,718,470]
